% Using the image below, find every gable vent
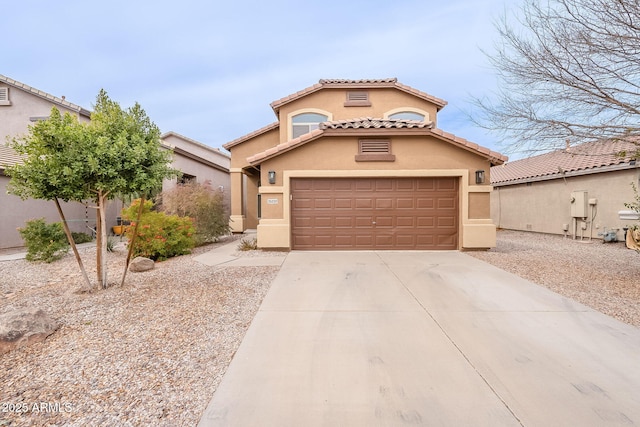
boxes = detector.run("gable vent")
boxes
[360,139,390,153]
[0,87,9,105]
[345,90,371,107]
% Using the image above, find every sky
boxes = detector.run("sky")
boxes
[4,0,514,157]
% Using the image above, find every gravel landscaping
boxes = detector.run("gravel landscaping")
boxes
[1,229,639,426]
[468,229,640,327]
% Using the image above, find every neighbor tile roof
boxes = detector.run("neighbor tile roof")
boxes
[269,78,448,113]
[247,118,507,166]
[0,74,91,118]
[491,139,639,185]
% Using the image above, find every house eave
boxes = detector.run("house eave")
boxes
[492,162,639,187]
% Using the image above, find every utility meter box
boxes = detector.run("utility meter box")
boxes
[571,190,588,218]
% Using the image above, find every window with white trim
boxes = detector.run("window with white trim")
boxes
[0,87,10,106]
[292,113,328,138]
[389,111,425,121]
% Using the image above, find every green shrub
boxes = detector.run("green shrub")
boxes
[71,231,94,244]
[18,218,69,263]
[159,181,230,245]
[122,199,195,261]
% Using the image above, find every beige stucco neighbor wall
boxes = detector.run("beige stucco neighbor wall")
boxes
[254,135,496,250]
[492,169,640,241]
[0,85,90,144]
[0,175,122,249]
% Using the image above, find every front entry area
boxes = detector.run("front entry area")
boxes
[290,177,459,250]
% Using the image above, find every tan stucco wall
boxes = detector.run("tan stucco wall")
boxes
[491,169,640,241]
[254,134,495,250]
[277,88,439,143]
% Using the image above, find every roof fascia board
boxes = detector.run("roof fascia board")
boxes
[171,146,230,173]
[0,74,91,118]
[223,122,280,150]
[492,162,638,187]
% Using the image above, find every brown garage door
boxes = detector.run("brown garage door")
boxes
[291,177,459,250]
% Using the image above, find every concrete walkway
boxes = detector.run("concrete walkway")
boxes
[199,250,640,426]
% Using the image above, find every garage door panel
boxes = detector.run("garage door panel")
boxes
[291,178,458,250]
[375,216,393,227]
[396,198,414,209]
[355,217,374,228]
[292,198,313,209]
[416,198,435,209]
[356,180,374,191]
[437,198,457,209]
[396,217,415,228]
[355,199,373,209]
[334,199,353,209]
[375,198,393,209]
[335,217,354,228]
[314,199,333,209]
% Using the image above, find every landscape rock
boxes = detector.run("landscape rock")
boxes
[0,308,60,354]
[129,256,155,272]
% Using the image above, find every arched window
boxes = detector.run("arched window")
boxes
[388,111,425,121]
[292,113,328,138]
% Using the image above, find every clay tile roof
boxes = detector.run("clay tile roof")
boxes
[320,117,434,130]
[223,121,280,150]
[491,139,639,185]
[429,128,507,165]
[246,119,507,166]
[0,74,91,118]
[270,78,447,113]
[246,128,324,164]
[318,78,398,85]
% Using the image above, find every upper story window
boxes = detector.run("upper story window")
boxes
[0,87,10,106]
[388,111,425,121]
[292,112,328,138]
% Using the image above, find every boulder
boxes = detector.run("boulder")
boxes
[129,256,155,272]
[0,308,60,354]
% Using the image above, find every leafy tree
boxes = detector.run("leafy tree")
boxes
[6,90,177,290]
[473,0,640,157]
[159,181,230,245]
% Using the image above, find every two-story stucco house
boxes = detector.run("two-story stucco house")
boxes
[224,78,507,250]
[0,75,230,250]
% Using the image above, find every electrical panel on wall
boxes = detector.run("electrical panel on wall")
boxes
[570,190,588,218]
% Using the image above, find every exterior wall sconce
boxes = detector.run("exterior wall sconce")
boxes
[268,170,276,184]
[475,170,485,184]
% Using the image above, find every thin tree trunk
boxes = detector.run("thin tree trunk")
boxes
[121,196,146,286]
[96,196,103,289]
[96,191,108,288]
[54,198,93,292]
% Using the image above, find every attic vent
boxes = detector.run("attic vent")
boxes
[345,90,371,107]
[360,139,390,153]
[0,87,9,105]
[356,139,395,162]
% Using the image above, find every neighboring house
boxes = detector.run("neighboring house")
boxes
[223,78,507,250]
[160,131,230,210]
[0,75,230,250]
[0,74,105,250]
[491,140,640,241]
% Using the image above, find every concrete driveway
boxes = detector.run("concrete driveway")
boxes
[199,251,640,426]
